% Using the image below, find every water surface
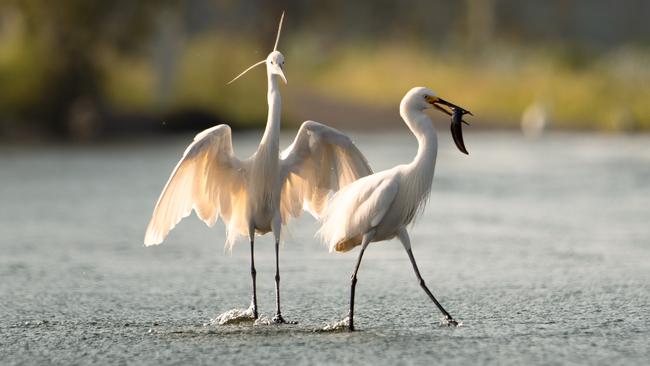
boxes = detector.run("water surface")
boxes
[1,131,649,365]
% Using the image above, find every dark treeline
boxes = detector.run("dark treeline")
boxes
[0,0,647,141]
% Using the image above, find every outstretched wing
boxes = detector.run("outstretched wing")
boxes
[144,125,246,246]
[279,120,372,222]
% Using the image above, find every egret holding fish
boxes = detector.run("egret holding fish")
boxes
[144,13,372,323]
[318,87,471,330]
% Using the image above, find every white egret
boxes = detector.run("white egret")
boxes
[144,12,372,324]
[318,87,471,330]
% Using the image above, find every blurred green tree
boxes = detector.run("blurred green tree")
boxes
[2,0,173,139]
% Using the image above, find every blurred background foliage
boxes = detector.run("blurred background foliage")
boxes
[0,0,649,141]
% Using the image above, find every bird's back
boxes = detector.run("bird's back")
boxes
[319,169,400,252]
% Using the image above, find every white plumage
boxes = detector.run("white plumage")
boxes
[144,125,245,247]
[281,121,373,220]
[143,12,371,323]
[144,120,372,249]
[318,86,471,330]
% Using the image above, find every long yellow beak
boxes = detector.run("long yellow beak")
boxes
[425,96,472,120]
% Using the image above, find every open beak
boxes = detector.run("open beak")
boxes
[426,96,472,155]
[275,65,287,84]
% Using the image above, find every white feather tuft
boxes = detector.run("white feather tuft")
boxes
[227,60,266,85]
[274,11,285,51]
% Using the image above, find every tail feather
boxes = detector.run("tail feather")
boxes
[333,235,362,252]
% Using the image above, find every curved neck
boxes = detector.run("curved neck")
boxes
[399,105,438,211]
[259,70,281,151]
[400,105,438,170]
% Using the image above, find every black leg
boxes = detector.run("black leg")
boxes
[405,247,457,326]
[272,240,283,322]
[249,239,258,319]
[349,241,369,331]
[272,240,295,324]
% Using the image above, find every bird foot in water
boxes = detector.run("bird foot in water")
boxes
[439,315,461,327]
[271,314,297,324]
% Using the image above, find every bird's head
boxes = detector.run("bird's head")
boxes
[227,12,287,85]
[266,50,287,84]
[404,86,472,155]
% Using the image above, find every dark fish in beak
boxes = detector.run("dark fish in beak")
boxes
[451,108,470,155]
[427,96,472,155]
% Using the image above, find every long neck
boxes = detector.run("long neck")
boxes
[259,71,281,153]
[400,106,438,170]
[250,70,281,208]
[400,105,438,200]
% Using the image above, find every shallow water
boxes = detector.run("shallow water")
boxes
[1,131,649,365]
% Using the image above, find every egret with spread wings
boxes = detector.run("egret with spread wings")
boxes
[144,13,371,324]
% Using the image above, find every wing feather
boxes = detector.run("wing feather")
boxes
[144,125,245,246]
[279,121,372,222]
